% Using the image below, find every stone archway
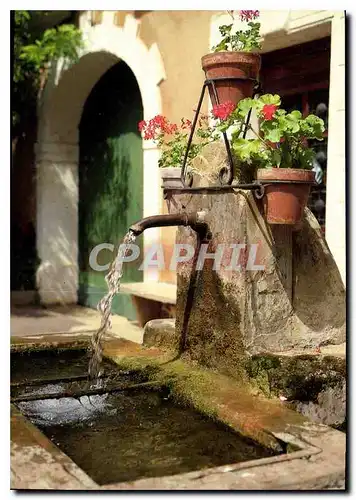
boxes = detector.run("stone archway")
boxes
[36,12,166,304]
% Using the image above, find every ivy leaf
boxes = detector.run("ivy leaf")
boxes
[219,24,233,36]
[212,39,228,52]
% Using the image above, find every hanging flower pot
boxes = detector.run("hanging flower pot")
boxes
[202,10,261,107]
[201,51,261,107]
[226,93,325,227]
[256,168,315,225]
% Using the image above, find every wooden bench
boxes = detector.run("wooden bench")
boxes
[119,282,177,327]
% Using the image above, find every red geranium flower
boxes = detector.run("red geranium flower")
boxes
[239,10,259,22]
[138,120,146,132]
[261,104,278,121]
[212,101,236,121]
[139,115,178,140]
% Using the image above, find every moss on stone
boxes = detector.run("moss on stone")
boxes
[245,353,346,402]
[10,341,90,353]
[176,266,247,381]
[110,353,221,419]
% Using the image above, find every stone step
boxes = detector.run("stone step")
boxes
[119,282,177,304]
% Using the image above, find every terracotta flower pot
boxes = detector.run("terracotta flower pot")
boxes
[256,168,316,225]
[201,51,261,107]
[160,167,183,189]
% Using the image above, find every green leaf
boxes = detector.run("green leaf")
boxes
[237,98,255,117]
[260,121,282,142]
[304,114,325,138]
[216,122,230,133]
[290,110,302,120]
[270,148,282,167]
[212,38,228,52]
[219,24,233,36]
[295,147,315,169]
[259,94,281,106]
[232,138,265,164]
[275,109,286,117]
[280,114,300,134]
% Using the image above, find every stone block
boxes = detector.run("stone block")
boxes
[143,319,177,350]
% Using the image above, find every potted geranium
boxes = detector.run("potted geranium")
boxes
[202,10,261,108]
[138,112,221,188]
[219,94,325,224]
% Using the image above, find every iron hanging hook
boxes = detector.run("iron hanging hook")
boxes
[253,182,265,199]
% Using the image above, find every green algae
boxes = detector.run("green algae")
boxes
[245,353,346,402]
[108,352,297,452]
[110,354,221,420]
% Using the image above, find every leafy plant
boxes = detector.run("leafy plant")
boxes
[138,112,222,169]
[212,10,261,52]
[12,11,84,131]
[19,24,83,73]
[217,94,325,169]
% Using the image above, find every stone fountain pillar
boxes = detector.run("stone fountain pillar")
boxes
[162,178,345,380]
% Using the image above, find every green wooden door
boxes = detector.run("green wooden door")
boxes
[78,61,143,319]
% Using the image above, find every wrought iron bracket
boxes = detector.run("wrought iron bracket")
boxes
[180,77,261,188]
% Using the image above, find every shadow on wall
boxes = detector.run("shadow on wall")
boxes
[11,111,38,291]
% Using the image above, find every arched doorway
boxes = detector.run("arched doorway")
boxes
[78,61,143,317]
[35,15,166,305]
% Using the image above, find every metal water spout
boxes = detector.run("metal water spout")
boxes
[129,211,209,239]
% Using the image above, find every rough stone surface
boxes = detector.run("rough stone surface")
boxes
[165,187,346,379]
[143,318,177,349]
[11,405,97,490]
[141,317,347,429]
[245,353,346,429]
[294,380,346,428]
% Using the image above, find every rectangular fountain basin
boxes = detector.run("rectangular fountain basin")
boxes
[10,340,346,490]
[11,348,278,486]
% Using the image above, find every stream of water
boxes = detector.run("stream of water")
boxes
[88,230,137,379]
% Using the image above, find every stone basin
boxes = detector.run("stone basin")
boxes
[10,333,346,490]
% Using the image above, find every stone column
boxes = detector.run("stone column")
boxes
[35,142,79,304]
[325,12,346,285]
